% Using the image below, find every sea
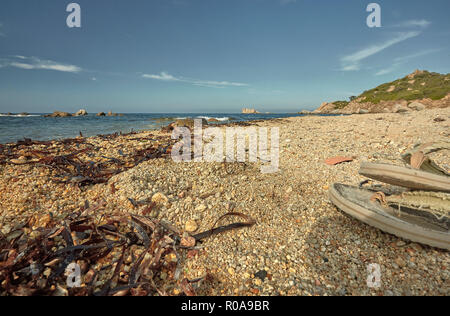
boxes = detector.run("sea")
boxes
[0,112,317,144]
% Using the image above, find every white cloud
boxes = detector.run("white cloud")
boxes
[341,64,360,72]
[394,49,440,63]
[393,19,431,28]
[340,31,421,71]
[375,66,398,76]
[142,71,248,88]
[142,72,180,81]
[375,49,439,76]
[0,56,82,73]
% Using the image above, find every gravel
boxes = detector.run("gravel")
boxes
[1,108,449,296]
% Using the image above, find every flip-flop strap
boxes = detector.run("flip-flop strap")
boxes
[402,142,450,176]
[410,151,427,169]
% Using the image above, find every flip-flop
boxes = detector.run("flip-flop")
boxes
[359,162,450,192]
[359,142,450,192]
[329,183,450,250]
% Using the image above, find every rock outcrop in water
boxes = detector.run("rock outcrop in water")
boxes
[242,108,259,114]
[74,109,88,116]
[45,111,72,118]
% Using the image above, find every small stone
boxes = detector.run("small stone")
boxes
[39,214,52,227]
[185,220,198,233]
[228,267,235,275]
[151,192,168,205]
[10,158,27,165]
[395,257,406,268]
[254,270,268,281]
[1,225,11,235]
[195,204,207,212]
[180,236,196,248]
[250,288,260,295]
[166,253,178,263]
[187,250,199,258]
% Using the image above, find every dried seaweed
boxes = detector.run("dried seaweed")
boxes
[0,208,255,296]
[192,212,257,241]
[0,133,176,187]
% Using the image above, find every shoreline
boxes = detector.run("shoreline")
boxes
[1,108,449,296]
[0,112,317,145]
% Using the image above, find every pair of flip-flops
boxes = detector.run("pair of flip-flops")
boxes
[329,143,450,250]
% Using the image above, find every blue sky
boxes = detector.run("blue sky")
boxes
[0,0,449,113]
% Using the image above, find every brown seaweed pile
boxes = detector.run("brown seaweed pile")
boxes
[0,209,255,296]
[0,132,175,187]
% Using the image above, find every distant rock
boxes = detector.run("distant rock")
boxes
[407,102,425,111]
[107,111,118,117]
[207,118,219,122]
[242,108,259,114]
[387,85,396,92]
[45,111,72,118]
[358,109,369,114]
[298,110,312,115]
[393,104,409,113]
[408,69,425,79]
[174,118,208,129]
[96,112,106,117]
[314,102,336,113]
[74,109,88,116]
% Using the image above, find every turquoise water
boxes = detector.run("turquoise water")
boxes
[0,112,314,144]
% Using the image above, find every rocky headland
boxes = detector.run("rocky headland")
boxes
[314,70,450,114]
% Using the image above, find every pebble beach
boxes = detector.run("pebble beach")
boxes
[1,108,449,296]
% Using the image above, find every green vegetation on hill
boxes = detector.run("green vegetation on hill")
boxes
[333,101,349,109]
[357,71,450,104]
